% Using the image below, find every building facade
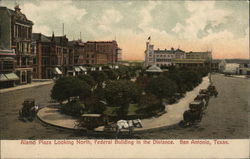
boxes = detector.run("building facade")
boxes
[144,39,212,70]
[0,5,34,84]
[144,40,185,67]
[0,49,19,88]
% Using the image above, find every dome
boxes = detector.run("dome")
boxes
[146,65,163,72]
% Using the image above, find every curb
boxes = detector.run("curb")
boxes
[36,107,180,133]
[0,81,53,94]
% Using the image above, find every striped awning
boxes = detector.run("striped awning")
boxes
[0,74,8,81]
[79,66,87,71]
[74,67,81,72]
[4,73,19,80]
[0,73,19,81]
[54,67,62,74]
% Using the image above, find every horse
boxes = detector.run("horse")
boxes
[115,119,143,138]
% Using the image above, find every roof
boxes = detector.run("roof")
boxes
[154,48,185,54]
[146,65,163,72]
[0,6,33,25]
[32,33,51,42]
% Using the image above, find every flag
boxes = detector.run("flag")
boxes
[147,36,151,40]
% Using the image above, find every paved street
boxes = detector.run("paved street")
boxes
[139,74,249,139]
[0,74,249,139]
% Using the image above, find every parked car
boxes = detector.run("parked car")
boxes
[19,98,38,122]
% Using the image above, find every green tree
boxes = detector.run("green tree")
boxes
[51,77,91,103]
[104,80,141,117]
[89,71,108,86]
[105,70,119,80]
[78,74,96,88]
[146,76,177,99]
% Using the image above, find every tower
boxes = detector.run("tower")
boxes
[144,36,154,67]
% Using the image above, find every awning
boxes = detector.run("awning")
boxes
[79,66,87,71]
[0,74,8,82]
[54,67,62,74]
[74,67,81,72]
[4,73,19,81]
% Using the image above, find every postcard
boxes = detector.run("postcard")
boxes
[0,0,249,158]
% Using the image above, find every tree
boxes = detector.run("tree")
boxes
[89,71,108,86]
[104,80,141,117]
[105,70,119,80]
[146,76,177,99]
[78,74,96,89]
[135,75,150,90]
[51,77,91,103]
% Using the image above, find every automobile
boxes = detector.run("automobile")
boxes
[75,114,109,130]
[207,85,218,97]
[194,94,209,107]
[19,98,38,121]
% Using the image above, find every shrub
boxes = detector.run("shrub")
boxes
[61,100,85,117]
[77,74,96,89]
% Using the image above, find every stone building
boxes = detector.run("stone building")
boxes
[144,39,185,67]
[0,5,33,84]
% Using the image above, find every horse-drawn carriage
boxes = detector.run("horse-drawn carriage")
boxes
[19,98,38,122]
[74,114,143,137]
[75,114,109,130]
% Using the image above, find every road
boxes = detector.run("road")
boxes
[0,74,249,139]
[139,74,249,139]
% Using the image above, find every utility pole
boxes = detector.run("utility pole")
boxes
[62,23,64,36]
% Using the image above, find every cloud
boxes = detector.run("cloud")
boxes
[172,1,231,39]
[138,1,161,30]
[20,1,87,36]
[97,9,123,32]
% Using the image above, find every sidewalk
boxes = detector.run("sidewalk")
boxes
[0,80,54,94]
[37,77,210,132]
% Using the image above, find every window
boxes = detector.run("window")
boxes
[3,61,14,69]
[33,57,37,65]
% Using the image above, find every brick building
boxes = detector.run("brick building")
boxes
[84,41,120,65]
[0,5,34,84]
[32,33,69,79]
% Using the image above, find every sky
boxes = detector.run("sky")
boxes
[1,0,249,60]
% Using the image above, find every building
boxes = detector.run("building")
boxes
[0,49,19,88]
[0,5,34,84]
[84,41,120,65]
[32,33,69,79]
[144,39,186,67]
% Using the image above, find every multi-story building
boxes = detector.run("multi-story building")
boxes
[84,41,120,65]
[144,38,212,69]
[144,40,185,67]
[0,5,34,84]
[32,33,69,79]
[0,49,19,88]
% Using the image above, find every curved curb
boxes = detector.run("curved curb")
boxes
[36,109,80,132]
[36,107,181,133]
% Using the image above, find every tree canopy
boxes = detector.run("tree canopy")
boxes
[146,76,177,99]
[51,76,91,103]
